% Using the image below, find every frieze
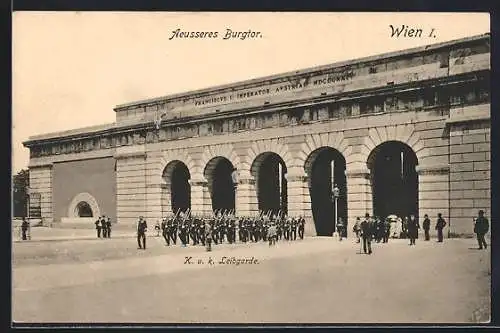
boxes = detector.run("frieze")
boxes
[25,75,489,159]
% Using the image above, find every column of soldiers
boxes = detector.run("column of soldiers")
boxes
[156,209,306,249]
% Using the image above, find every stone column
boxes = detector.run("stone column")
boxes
[189,177,206,217]
[236,175,258,217]
[345,167,372,225]
[160,183,170,216]
[287,167,315,235]
[201,180,212,216]
[145,183,162,222]
[416,164,450,230]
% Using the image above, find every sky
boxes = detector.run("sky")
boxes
[12,12,490,174]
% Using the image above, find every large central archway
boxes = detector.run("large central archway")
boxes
[368,141,419,220]
[204,157,236,213]
[306,147,347,236]
[251,152,288,217]
[162,160,191,215]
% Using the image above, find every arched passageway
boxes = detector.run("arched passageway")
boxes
[251,152,287,217]
[76,201,93,217]
[162,161,191,215]
[368,141,419,220]
[204,157,236,214]
[306,147,347,236]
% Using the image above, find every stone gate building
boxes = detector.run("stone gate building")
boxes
[23,33,490,236]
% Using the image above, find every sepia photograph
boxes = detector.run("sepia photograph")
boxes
[12,12,491,325]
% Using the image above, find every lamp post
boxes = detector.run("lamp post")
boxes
[332,184,340,237]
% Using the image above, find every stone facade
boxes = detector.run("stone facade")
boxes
[23,34,490,235]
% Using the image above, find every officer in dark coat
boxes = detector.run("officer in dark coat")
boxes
[474,210,489,250]
[360,213,373,254]
[407,214,419,246]
[95,217,102,238]
[422,214,431,241]
[435,213,447,243]
[137,216,147,249]
[382,218,391,243]
[21,217,30,241]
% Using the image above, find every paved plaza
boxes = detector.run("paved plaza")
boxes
[12,233,490,324]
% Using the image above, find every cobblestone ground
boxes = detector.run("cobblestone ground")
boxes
[12,236,490,324]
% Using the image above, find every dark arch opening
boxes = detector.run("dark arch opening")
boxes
[306,147,347,236]
[252,153,288,217]
[205,157,236,213]
[165,162,191,214]
[368,141,419,220]
[76,201,93,217]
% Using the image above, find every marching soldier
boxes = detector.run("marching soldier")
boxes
[290,217,298,241]
[407,214,419,246]
[473,210,489,250]
[137,216,147,250]
[205,220,213,252]
[360,213,373,255]
[171,217,178,245]
[298,216,305,240]
[422,214,431,241]
[268,222,277,246]
[95,217,102,238]
[435,213,447,243]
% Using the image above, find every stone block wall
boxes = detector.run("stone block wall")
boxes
[28,165,53,224]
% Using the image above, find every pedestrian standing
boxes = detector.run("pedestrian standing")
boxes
[101,216,108,238]
[298,216,305,240]
[422,214,431,241]
[137,216,148,249]
[95,217,102,238]
[473,210,489,250]
[353,217,361,243]
[268,222,277,246]
[337,217,345,241]
[205,221,213,252]
[21,217,30,241]
[360,213,373,254]
[407,214,419,246]
[106,217,112,238]
[435,213,447,243]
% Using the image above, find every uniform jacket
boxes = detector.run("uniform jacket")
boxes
[422,218,431,230]
[474,217,489,234]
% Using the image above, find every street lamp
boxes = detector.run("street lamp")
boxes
[332,184,340,236]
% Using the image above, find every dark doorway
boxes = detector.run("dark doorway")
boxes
[254,153,287,217]
[308,147,347,236]
[170,162,191,214]
[76,201,93,217]
[368,141,419,220]
[207,157,235,213]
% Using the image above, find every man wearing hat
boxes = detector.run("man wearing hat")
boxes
[474,210,489,250]
[360,213,373,254]
[435,213,447,243]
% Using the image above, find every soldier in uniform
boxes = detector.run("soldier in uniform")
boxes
[290,217,298,241]
[161,218,168,245]
[95,216,102,238]
[360,213,373,254]
[106,217,112,238]
[205,220,213,252]
[474,210,489,250]
[21,217,30,241]
[407,214,419,246]
[137,216,147,250]
[422,214,431,241]
[268,222,277,246]
[435,213,447,243]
